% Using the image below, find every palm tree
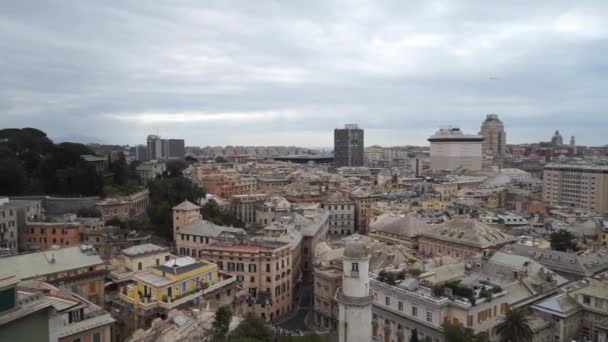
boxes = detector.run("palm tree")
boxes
[496,308,534,342]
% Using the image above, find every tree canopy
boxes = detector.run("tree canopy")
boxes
[550,229,579,252]
[496,308,534,342]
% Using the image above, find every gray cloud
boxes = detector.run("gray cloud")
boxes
[1,0,608,146]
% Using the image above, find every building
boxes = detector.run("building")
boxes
[25,220,83,251]
[256,175,292,192]
[115,256,236,336]
[322,191,355,236]
[0,197,43,255]
[0,276,115,342]
[428,128,484,171]
[134,144,147,162]
[202,175,257,198]
[0,245,107,305]
[96,189,150,222]
[230,193,268,226]
[82,225,152,260]
[336,235,373,342]
[256,196,294,226]
[532,275,608,342]
[551,130,564,146]
[334,124,364,167]
[146,135,185,160]
[479,114,506,163]
[370,251,566,342]
[418,218,518,260]
[167,139,186,159]
[368,213,427,249]
[543,161,608,215]
[313,265,342,332]
[172,200,203,241]
[349,188,380,235]
[135,161,166,183]
[174,220,247,256]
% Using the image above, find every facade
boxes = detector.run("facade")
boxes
[82,226,151,260]
[256,196,294,226]
[349,188,380,235]
[368,213,427,249]
[334,124,365,167]
[0,197,42,254]
[230,193,268,226]
[428,128,484,171]
[167,139,186,159]
[172,200,203,241]
[543,162,608,215]
[0,245,107,305]
[202,175,257,198]
[321,192,355,236]
[257,175,292,192]
[135,161,166,183]
[479,114,506,163]
[174,220,247,256]
[116,256,234,335]
[96,189,150,222]
[146,135,185,160]
[337,235,373,342]
[313,265,342,332]
[25,221,83,251]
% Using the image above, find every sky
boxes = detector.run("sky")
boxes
[2,1,608,147]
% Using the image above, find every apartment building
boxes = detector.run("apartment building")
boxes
[257,175,292,192]
[321,191,355,236]
[543,162,608,214]
[202,175,257,198]
[116,256,234,335]
[256,196,294,226]
[25,221,83,251]
[0,197,42,254]
[135,160,166,183]
[197,240,295,322]
[428,128,484,171]
[230,193,268,226]
[96,189,150,222]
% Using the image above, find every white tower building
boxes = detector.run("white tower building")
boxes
[337,235,372,342]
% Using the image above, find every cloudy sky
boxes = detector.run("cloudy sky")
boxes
[2,1,608,147]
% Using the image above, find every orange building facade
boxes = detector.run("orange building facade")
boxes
[25,221,83,251]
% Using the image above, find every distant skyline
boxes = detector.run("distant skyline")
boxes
[2,1,608,147]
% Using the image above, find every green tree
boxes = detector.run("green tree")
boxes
[110,152,128,185]
[76,207,102,218]
[210,305,233,342]
[201,199,245,228]
[0,160,27,195]
[443,322,475,342]
[550,229,579,252]
[496,308,534,342]
[165,160,187,178]
[229,313,272,342]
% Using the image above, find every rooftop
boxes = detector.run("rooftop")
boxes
[172,200,201,211]
[421,218,517,248]
[122,243,169,257]
[0,245,104,280]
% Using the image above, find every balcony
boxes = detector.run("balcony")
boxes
[110,268,136,283]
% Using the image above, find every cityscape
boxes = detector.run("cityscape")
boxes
[2,2,608,342]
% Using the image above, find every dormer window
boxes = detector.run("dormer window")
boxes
[68,309,84,323]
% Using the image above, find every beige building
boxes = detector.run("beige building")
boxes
[172,200,202,241]
[135,160,166,183]
[428,128,484,171]
[230,193,268,226]
[97,189,150,222]
[479,114,506,164]
[313,265,342,332]
[543,162,608,215]
[321,191,355,236]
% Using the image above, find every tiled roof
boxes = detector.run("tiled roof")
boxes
[421,218,517,248]
[179,220,246,238]
[122,243,168,257]
[172,200,201,211]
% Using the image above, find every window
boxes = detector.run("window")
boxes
[181,282,187,293]
[138,262,142,271]
[583,295,591,305]
[69,309,83,323]
[155,259,160,266]
[411,306,417,317]
[595,298,604,309]
[426,311,433,322]
[398,301,403,311]
[385,296,390,306]
[73,339,81,342]
[93,332,101,342]
[352,263,359,272]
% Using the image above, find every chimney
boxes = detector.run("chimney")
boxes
[50,254,56,264]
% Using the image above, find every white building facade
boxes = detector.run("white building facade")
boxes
[428,128,484,171]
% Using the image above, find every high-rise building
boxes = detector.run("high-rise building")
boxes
[543,161,608,215]
[334,124,364,167]
[146,135,185,160]
[337,235,372,342]
[147,134,163,161]
[428,127,484,171]
[168,139,186,159]
[479,114,506,161]
[134,144,147,162]
[551,130,564,146]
